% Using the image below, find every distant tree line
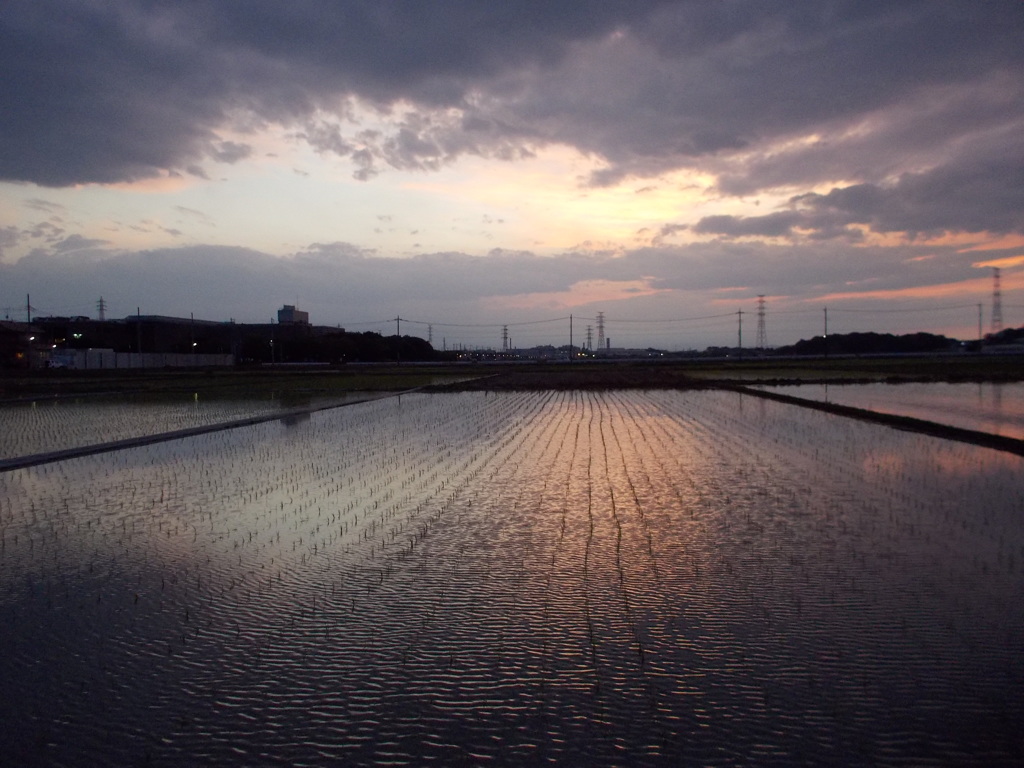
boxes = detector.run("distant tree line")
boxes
[984,325,1024,346]
[237,330,436,364]
[25,316,440,365]
[775,331,958,356]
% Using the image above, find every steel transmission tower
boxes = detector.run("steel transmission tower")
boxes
[992,267,1003,334]
[596,311,605,350]
[97,296,107,321]
[585,325,593,351]
[755,295,767,350]
[501,325,509,352]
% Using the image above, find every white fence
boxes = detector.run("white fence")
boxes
[49,349,234,369]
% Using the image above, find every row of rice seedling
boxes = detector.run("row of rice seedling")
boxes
[757,381,1024,440]
[0,392,377,460]
[1,389,1021,765]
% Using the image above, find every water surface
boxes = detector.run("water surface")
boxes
[0,391,384,459]
[1,391,1021,765]
[756,380,1024,439]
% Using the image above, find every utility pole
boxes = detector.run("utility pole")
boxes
[396,316,401,365]
[823,307,829,358]
[737,309,743,356]
[26,292,34,369]
[992,267,1003,333]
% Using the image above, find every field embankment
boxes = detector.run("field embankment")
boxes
[0,365,476,403]
[4,354,1022,401]
[427,354,1024,391]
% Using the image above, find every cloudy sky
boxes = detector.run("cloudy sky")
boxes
[2,1,1023,349]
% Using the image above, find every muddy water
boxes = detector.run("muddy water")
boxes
[1,391,1021,766]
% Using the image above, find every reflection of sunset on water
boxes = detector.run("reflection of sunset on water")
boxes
[761,382,1024,441]
[1,390,1022,765]
[863,442,1022,480]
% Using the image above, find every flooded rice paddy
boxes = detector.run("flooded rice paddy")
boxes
[758,381,1024,440]
[1,390,1022,766]
[0,391,384,460]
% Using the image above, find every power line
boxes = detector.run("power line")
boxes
[828,303,979,313]
[610,311,737,324]
[336,318,397,328]
[400,316,570,328]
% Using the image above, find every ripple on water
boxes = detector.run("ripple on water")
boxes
[0,390,1022,766]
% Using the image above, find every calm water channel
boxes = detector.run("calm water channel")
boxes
[1,390,1021,766]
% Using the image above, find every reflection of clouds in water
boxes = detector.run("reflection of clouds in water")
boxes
[0,391,389,461]
[1,391,1022,765]
[863,441,1022,480]
[764,382,1024,440]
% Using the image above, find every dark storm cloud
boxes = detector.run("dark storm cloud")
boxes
[504,2,1024,186]
[696,131,1024,241]
[796,146,1024,237]
[0,0,666,185]
[3,0,1022,200]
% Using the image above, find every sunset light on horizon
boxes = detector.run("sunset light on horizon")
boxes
[2,1,1022,349]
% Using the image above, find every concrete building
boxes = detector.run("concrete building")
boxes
[278,305,309,325]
